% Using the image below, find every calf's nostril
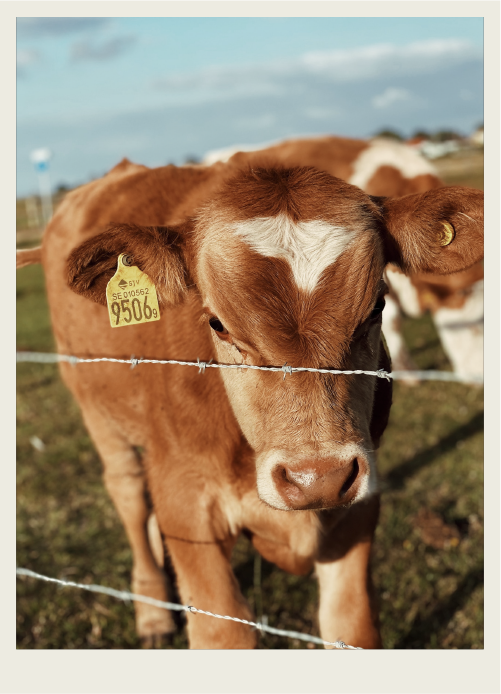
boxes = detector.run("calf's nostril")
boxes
[340,458,359,496]
[275,465,297,489]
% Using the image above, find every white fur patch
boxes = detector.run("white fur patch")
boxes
[256,450,296,511]
[385,267,422,318]
[433,280,483,379]
[349,138,436,191]
[234,213,357,292]
[382,294,405,358]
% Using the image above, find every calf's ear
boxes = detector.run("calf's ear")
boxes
[67,224,189,306]
[375,186,483,275]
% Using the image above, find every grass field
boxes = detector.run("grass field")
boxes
[16,152,484,649]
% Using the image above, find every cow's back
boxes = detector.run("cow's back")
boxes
[222,136,442,197]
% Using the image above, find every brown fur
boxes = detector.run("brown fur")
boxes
[376,188,483,275]
[224,136,442,197]
[30,156,483,649]
[365,168,442,197]
[67,224,188,306]
[409,262,483,312]
[227,136,368,184]
[225,136,483,373]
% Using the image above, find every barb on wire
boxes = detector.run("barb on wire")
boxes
[130,355,142,370]
[16,567,361,650]
[16,351,483,385]
[197,358,212,374]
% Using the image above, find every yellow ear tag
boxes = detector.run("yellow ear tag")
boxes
[438,221,455,247]
[106,253,161,328]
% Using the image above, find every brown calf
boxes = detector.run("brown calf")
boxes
[205,136,484,379]
[25,156,483,648]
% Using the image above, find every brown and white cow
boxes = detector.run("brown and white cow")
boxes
[19,156,483,649]
[204,136,484,380]
[383,262,483,379]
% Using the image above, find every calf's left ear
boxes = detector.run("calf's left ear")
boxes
[376,186,483,275]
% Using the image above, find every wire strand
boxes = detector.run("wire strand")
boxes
[16,351,483,385]
[16,568,361,650]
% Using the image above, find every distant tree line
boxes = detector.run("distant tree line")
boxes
[373,124,483,143]
[28,124,483,198]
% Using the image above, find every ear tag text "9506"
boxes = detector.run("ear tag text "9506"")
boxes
[106,253,161,328]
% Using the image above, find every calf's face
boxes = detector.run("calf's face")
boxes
[193,169,388,510]
[67,165,483,512]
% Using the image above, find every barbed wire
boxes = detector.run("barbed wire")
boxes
[16,568,361,650]
[16,351,483,384]
[15,348,482,650]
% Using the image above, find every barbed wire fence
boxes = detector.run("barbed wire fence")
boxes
[16,568,360,649]
[16,351,483,385]
[16,350,483,649]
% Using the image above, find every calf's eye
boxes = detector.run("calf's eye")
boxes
[370,298,386,320]
[209,317,228,334]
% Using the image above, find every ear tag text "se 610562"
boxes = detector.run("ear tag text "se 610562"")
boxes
[106,253,161,328]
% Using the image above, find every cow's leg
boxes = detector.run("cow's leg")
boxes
[315,496,382,649]
[163,536,257,649]
[147,457,257,649]
[382,294,419,384]
[80,409,176,642]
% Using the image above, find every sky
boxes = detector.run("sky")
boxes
[17,17,484,196]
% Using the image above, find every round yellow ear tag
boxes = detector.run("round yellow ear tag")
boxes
[106,253,161,328]
[438,221,455,247]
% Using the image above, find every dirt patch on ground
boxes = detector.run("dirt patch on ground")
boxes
[413,508,461,550]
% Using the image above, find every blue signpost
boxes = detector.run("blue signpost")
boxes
[30,148,53,226]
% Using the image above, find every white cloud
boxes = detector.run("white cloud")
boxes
[71,36,136,62]
[153,64,284,102]
[17,49,40,67]
[17,49,41,76]
[153,39,481,102]
[17,18,110,37]
[304,107,340,120]
[372,88,413,109]
[235,114,277,130]
[300,39,480,81]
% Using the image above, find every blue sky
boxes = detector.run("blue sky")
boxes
[17,17,484,196]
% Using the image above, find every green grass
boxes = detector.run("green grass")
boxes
[16,264,483,650]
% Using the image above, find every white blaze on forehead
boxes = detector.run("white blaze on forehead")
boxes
[349,138,437,191]
[233,213,357,292]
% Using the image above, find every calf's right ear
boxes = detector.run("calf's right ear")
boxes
[67,224,189,306]
[376,186,483,275]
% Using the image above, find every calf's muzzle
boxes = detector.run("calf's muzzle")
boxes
[272,455,366,510]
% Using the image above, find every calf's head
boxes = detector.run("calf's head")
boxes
[67,165,483,511]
